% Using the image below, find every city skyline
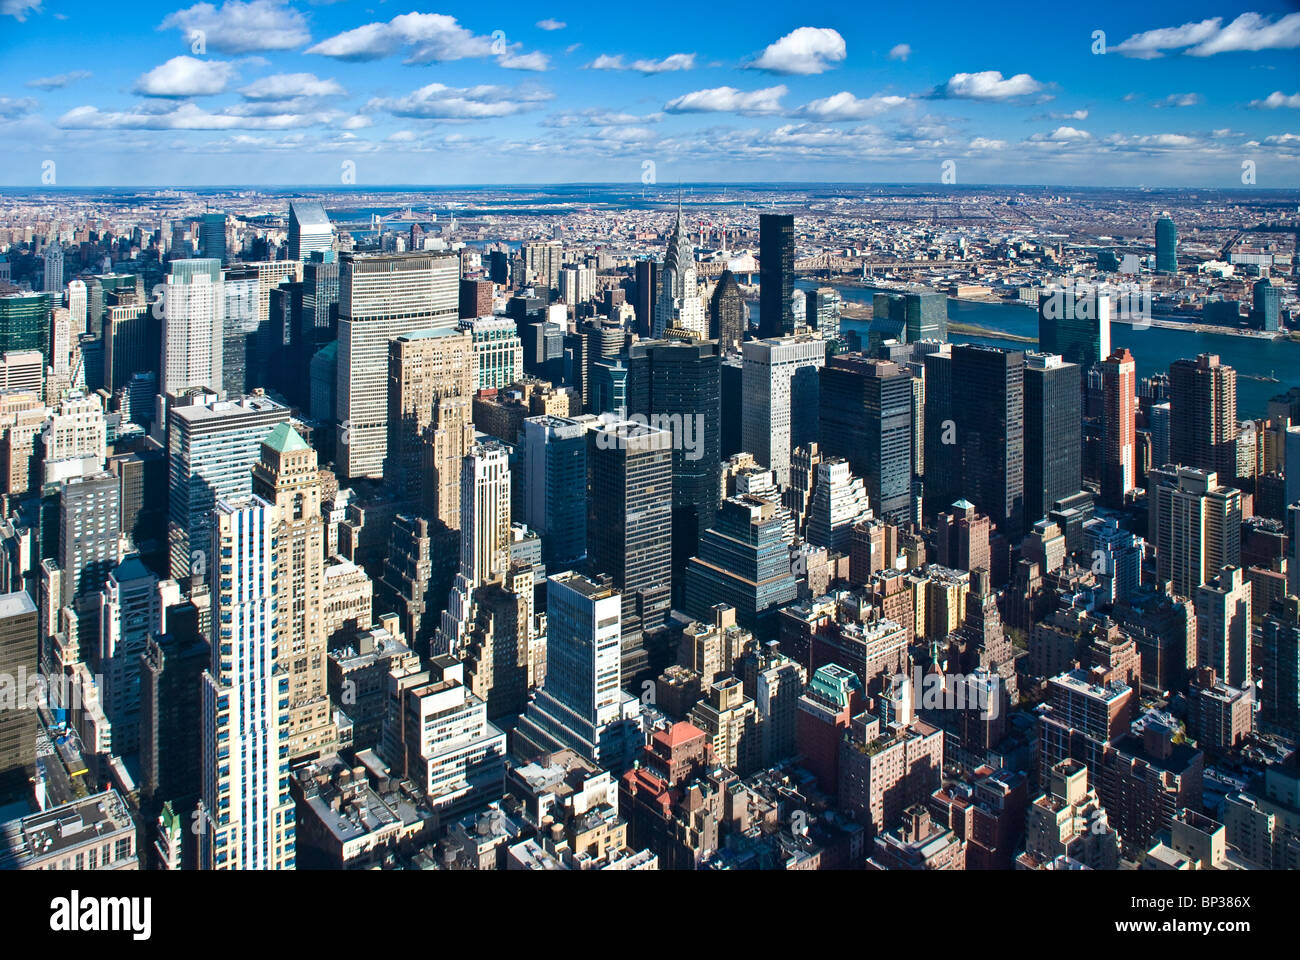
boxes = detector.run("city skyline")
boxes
[1,2,1299,186]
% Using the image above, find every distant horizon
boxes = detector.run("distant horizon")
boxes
[4,181,1299,195]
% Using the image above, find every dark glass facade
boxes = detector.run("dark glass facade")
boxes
[1023,355,1082,525]
[758,214,794,338]
[819,355,914,523]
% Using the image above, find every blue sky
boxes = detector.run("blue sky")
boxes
[1,0,1299,186]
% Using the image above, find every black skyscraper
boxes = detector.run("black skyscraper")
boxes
[626,340,722,601]
[759,214,794,338]
[709,268,746,350]
[489,249,509,286]
[1023,353,1082,525]
[928,344,1026,540]
[587,419,673,684]
[819,355,914,523]
[922,348,956,516]
[721,356,743,459]
[634,259,658,340]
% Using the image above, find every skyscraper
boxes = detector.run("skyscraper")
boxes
[709,268,746,351]
[1196,566,1252,689]
[818,355,914,523]
[805,458,873,554]
[871,291,947,344]
[462,316,524,390]
[199,496,295,869]
[683,495,799,642]
[220,264,259,397]
[521,414,590,568]
[1169,353,1238,482]
[1037,287,1111,369]
[1148,466,1242,597]
[97,556,174,756]
[758,213,795,338]
[251,423,334,760]
[0,292,51,357]
[921,345,957,513]
[1251,278,1281,332]
[167,394,290,583]
[437,441,513,655]
[805,287,842,340]
[741,337,826,487]
[587,417,673,681]
[161,259,224,396]
[1150,400,1172,468]
[199,212,227,265]
[1156,215,1178,275]
[337,251,459,479]
[0,591,38,804]
[513,571,643,771]
[626,340,721,594]
[43,245,63,293]
[942,344,1026,541]
[653,202,706,339]
[66,279,87,336]
[300,251,338,339]
[58,470,121,608]
[1022,352,1081,525]
[287,200,333,261]
[385,327,475,513]
[1100,348,1137,508]
[634,259,658,339]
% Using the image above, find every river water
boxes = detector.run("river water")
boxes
[784,279,1298,419]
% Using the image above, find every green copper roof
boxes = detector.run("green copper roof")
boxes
[263,422,309,453]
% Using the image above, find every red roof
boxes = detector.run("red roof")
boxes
[653,721,706,750]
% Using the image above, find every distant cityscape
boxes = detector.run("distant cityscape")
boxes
[0,181,1294,874]
[0,3,1298,883]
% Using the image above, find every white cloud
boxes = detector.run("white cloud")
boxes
[239,72,345,100]
[134,56,238,97]
[1032,126,1091,141]
[1251,91,1300,108]
[749,27,846,74]
[1115,13,1300,59]
[588,53,695,73]
[0,97,38,119]
[536,18,565,31]
[1156,92,1202,108]
[497,50,550,71]
[341,114,373,130]
[888,43,911,62]
[160,0,310,54]
[968,137,1006,150]
[58,101,334,130]
[664,85,787,115]
[794,91,910,120]
[308,12,492,64]
[26,71,92,89]
[940,71,1044,101]
[2,0,40,22]
[1103,132,1200,149]
[544,109,664,128]
[367,83,553,120]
